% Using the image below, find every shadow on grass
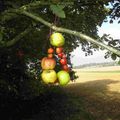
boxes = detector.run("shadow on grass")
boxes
[64,79,120,120]
[1,79,120,120]
[0,86,94,120]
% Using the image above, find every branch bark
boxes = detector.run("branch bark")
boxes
[22,11,120,56]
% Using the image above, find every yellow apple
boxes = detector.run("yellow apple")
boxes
[50,32,65,47]
[41,70,57,84]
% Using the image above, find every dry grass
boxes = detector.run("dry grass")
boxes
[63,66,120,120]
[75,66,120,71]
[70,66,120,93]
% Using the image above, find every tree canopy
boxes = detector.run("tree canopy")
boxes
[0,0,120,99]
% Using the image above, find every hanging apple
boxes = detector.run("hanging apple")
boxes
[48,54,53,58]
[41,70,57,84]
[60,58,67,65]
[40,31,75,86]
[50,32,65,47]
[57,70,70,86]
[62,65,70,72]
[48,48,54,54]
[56,47,63,54]
[57,53,63,58]
[62,54,66,59]
[41,57,56,70]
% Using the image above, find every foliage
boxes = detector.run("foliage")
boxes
[100,34,120,60]
[0,0,120,100]
[108,0,120,23]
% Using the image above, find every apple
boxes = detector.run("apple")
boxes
[57,70,70,86]
[56,47,63,54]
[41,70,57,84]
[62,54,66,59]
[41,57,56,70]
[62,65,70,72]
[50,32,65,47]
[60,58,67,65]
[58,53,63,58]
[48,48,54,54]
[48,54,53,58]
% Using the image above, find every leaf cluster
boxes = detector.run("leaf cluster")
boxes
[0,0,119,99]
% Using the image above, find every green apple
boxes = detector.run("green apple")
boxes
[41,70,57,84]
[57,70,70,86]
[50,32,65,47]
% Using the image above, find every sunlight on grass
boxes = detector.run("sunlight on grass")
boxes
[63,66,120,120]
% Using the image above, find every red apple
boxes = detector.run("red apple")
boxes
[48,48,54,54]
[41,70,57,84]
[48,54,53,58]
[60,58,67,65]
[56,47,63,54]
[62,54,66,58]
[58,53,63,58]
[41,57,56,70]
[57,70,70,86]
[62,65,70,72]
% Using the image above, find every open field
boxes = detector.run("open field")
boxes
[74,66,120,72]
[69,66,120,93]
[62,66,120,120]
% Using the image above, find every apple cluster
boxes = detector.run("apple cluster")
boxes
[41,32,71,86]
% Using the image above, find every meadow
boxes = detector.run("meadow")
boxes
[62,66,120,120]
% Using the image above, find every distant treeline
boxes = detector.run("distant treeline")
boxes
[74,62,119,69]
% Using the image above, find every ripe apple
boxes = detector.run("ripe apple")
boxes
[62,54,66,58]
[58,53,63,58]
[56,47,63,54]
[50,33,65,47]
[62,65,70,72]
[48,54,53,58]
[57,70,70,86]
[48,48,54,54]
[60,58,67,65]
[41,57,56,70]
[41,70,57,84]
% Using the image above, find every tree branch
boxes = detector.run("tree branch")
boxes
[21,11,120,56]
[1,5,120,56]
[1,1,73,21]
[5,26,32,47]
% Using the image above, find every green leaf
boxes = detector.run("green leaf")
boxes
[58,5,65,9]
[118,60,120,65]
[0,32,3,41]
[111,53,117,60]
[50,5,66,18]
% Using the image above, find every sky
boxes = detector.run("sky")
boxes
[71,20,120,66]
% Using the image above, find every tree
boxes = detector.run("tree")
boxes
[0,0,120,99]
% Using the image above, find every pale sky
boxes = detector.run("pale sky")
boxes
[71,20,120,66]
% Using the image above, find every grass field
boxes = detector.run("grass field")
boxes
[62,66,120,120]
[69,66,120,93]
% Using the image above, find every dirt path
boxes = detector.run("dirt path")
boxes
[63,66,120,120]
